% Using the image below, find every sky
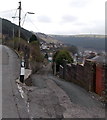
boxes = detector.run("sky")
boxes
[0,0,106,35]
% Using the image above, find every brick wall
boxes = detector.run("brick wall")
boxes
[59,65,63,79]
[84,60,96,91]
[58,60,98,92]
[96,63,105,96]
[76,64,85,89]
[70,64,77,82]
[104,65,107,101]
[57,59,106,96]
[65,64,72,81]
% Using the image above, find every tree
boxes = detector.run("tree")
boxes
[53,49,73,71]
[29,34,38,43]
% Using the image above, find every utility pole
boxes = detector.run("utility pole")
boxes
[13,24,15,48]
[18,1,21,51]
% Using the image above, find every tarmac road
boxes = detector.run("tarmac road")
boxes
[1,45,105,118]
[50,76,105,117]
[51,76,104,108]
[1,45,29,118]
[31,62,105,118]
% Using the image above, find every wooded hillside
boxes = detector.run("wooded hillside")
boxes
[2,18,33,41]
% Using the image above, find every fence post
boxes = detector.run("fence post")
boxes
[54,62,56,75]
[63,59,67,79]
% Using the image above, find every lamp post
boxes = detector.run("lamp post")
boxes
[12,11,35,46]
[12,17,15,40]
[12,16,18,38]
[22,12,35,27]
[22,12,35,44]
[12,16,19,48]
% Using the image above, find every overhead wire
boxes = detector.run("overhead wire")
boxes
[0,7,40,32]
[21,10,40,32]
[0,9,18,22]
[0,9,16,13]
[12,8,18,22]
[26,17,40,32]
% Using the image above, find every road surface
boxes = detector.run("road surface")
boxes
[29,63,105,118]
[0,45,105,119]
[1,45,29,118]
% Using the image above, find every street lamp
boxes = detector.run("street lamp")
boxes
[22,12,35,26]
[12,11,35,49]
[12,16,19,48]
[12,16,19,39]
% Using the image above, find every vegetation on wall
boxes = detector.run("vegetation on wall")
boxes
[29,41,43,62]
[6,35,43,72]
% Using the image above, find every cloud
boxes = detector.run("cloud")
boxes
[106,1,107,35]
[0,0,105,35]
[75,20,105,35]
[0,10,15,20]
[37,15,52,23]
[70,0,90,8]
[73,22,87,26]
[61,15,77,23]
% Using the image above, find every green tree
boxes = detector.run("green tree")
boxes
[53,49,73,71]
[29,34,38,43]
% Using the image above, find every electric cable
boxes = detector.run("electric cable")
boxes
[0,9,16,13]
[22,10,40,32]
[12,8,18,21]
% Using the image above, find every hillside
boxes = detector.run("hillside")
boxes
[1,18,105,50]
[1,18,59,44]
[35,32,59,43]
[1,18,33,41]
[51,34,105,50]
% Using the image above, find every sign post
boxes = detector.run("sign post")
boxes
[20,59,25,83]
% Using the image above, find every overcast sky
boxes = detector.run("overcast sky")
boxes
[0,0,106,35]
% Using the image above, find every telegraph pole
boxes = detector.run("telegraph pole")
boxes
[18,1,21,51]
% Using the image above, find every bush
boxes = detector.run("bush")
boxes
[29,41,43,62]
